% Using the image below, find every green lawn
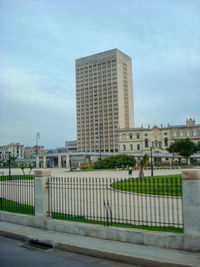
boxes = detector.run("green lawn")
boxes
[110,175,182,197]
[0,198,34,215]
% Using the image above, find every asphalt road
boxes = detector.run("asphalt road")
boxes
[0,235,139,267]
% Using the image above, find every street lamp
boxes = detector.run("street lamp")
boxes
[7,146,11,179]
[69,154,72,172]
[99,123,103,160]
[36,131,40,156]
[150,142,154,177]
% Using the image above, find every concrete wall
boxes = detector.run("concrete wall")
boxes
[1,169,200,252]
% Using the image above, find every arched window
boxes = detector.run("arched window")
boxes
[123,145,126,151]
[130,144,133,150]
[122,134,126,140]
[159,142,162,149]
[155,140,158,148]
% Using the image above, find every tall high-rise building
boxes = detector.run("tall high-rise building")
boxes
[76,49,134,152]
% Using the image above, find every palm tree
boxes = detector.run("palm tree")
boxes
[139,154,149,179]
[20,165,25,175]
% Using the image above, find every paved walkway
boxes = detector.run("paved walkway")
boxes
[0,221,199,267]
[1,167,183,178]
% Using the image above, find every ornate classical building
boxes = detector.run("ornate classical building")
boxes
[118,118,200,156]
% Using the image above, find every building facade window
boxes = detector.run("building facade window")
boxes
[159,142,162,149]
[130,144,133,150]
[136,133,140,139]
[155,140,158,148]
[170,132,173,137]
[123,144,126,151]
[183,131,187,137]
[164,137,168,147]
[122,134,126,140]
[130,133,132,139]
[137,144,140,150]
[145,139,148,148]
[197,129,200,136]
[190,130,193,137]
[176,131,180,137]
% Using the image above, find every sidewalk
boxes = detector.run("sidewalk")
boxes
[0,221,200,267]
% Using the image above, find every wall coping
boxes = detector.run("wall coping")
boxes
[182,169,200,180]
[34,170,51,177]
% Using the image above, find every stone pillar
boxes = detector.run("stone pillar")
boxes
[66,155,70,168]
[34,170,51,229]
[58,155,62,168]
[43,156,46,168]
[36,156,39,168]
[182,169,200,251]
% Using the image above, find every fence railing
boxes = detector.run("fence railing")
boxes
[48,175,183,229]
[0,175,35,215]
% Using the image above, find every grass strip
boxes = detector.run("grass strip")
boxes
[52,212,183,233]
[0,198,34,215]
[0,175,34,181]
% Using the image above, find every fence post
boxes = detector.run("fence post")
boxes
[182,169,200,251]
[34,170,51,229]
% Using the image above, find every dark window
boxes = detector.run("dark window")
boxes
[164,138,168,147]
[145,139,148,148]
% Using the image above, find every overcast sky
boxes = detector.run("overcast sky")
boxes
[0,0,199,148]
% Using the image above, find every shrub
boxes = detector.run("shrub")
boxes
[94,155,136,169]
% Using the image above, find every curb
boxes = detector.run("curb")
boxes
[56,242,190,267]
[0,229,196,267]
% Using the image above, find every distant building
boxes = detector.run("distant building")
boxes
[24,146,44,159]
[0,143,24,161]
[118,118,200,155]
[65,140,77,153]
[76,49,134,153]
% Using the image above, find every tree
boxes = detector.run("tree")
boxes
[167,138,196,165]
[20,165,25,175]
[94,155,136,169]
[28,164,34,175]
[5,156,17,167]
[139,154,149,179]
[194,141,200,153]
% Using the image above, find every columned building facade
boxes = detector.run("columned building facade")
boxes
[76,49,134,152]
[118,118,200,154]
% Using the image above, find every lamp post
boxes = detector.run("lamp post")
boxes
[99,123,103,160]
[8,146,11,179]
[69,154,72,172]
[150,143,154,177]
[36,131,40,156]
